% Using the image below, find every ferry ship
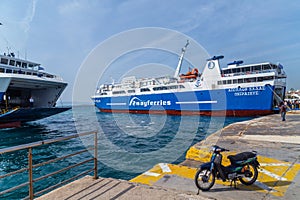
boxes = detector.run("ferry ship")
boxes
[91,41,286,117]
[0,53,70,128]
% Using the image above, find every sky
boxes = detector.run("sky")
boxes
[0,0,299,103]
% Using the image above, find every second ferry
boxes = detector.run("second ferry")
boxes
[0,52,70,128]
[92,41,286,117]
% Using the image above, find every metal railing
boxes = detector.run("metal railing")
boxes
[0,131,98,200]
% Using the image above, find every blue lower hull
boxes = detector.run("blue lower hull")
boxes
[93,86,275,116]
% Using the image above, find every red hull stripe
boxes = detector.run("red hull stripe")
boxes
[99,109,273,117]
[0,121,21,128]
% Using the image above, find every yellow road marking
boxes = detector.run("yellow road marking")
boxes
[130,163,197,185]
[131,148,300,197]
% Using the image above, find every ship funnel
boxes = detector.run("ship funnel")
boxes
[227,60,243,65]
[207,55,224,61]
[174,40,189,78]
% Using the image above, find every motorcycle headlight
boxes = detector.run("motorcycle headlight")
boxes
[211,146,216,152]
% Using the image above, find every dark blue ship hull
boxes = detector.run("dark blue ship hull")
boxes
[0,107,71,128]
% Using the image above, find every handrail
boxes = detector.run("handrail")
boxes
[0,131,95,154]
[0,131,98,200]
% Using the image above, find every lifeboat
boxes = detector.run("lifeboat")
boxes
[180,68,199,79]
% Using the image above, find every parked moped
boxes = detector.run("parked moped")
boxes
[195,145,260,191]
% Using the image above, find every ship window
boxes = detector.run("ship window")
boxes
[245,78,256,82]
[222,80,226,84]
[233,79,238,84]
[101,93,107,95]
[232,68,241,73]
[153,86,168,91]
[140,88,150,92]
[22,62,27,68]
[253,65,261,71]
[242,67,251,73]
[26,72,32,75]
[33,73,37,76]
[257,77,263,82]
[272,64,277,69]
[0,68,4,73]
[262,64,271,70]
[16,61,21,67]
[128,90,135,93]
[217,81,222,85]
[223,69,231,74]
[227,80,232,84]
[112,91,126,95]
[263,76,274,81]
[179,85,185,88]
[168,85,178,89]
[1,58,8,65]
[9,60,15,66]
[6,69,12,73]
[13,70,18,74]
[46,74,54,78]
[238,79,243,83]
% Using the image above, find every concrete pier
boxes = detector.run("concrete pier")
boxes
[36,176,208,200]
[38,112,300,200]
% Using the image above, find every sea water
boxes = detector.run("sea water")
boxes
[0,105,251,199]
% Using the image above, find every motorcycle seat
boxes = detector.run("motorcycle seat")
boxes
[227,152,256,163]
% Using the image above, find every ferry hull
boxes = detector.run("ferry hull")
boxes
[0,107,71,128]
[97,108,273,117]
[93,85,276,117]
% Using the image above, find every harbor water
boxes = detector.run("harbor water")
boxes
[0,105,252,199]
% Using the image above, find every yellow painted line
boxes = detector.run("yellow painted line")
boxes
[130,163,197,185]
[130,164,165,185]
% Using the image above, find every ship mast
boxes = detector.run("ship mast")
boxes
[174,40,189,78]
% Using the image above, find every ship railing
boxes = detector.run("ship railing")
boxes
[0,106,20,115]
[0,131,98,200]
[222,69,276,77]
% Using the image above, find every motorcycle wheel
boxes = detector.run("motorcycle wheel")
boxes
[239,163,258,185]
[195,168,215,191]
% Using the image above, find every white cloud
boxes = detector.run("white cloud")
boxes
[58,0,83,15]
[22,0,38,33]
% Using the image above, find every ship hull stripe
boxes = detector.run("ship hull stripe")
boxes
[106,103,127,106]
[98,108,274,117]
[176,101,217,104]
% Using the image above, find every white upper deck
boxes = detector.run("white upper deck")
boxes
[0,53,64,82]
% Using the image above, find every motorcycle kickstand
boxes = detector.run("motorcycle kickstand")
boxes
[197,189,200,195]
[230,179,237,189]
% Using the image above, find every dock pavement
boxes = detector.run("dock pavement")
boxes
[38,111,300,200]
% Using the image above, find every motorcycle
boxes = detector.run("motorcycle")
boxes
[194,145,260,191]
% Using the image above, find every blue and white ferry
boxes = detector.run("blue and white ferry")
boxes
[92,41,286,117]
